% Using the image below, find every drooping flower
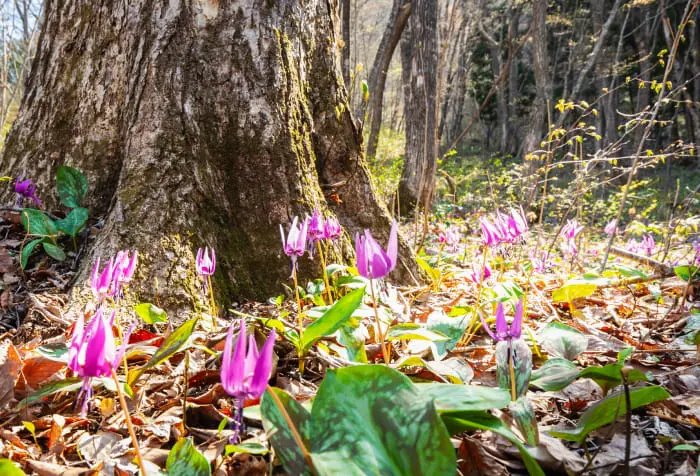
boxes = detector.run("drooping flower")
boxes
[308,208,325,242]
[68,308,132,415]
[196,247,216,276]
[220,322,277,401]
[323,216,342,240]
[468,262,492,284]
[561,219,584,255]
[14,177,42,207]
[604,219,618,236]
[438,227,461,248]
[480,218,503,247]
[108,250,138,298]
[91,257,115,302]
[509,207,529,238]
[355,222,398,280]
[280,216,308,268]
[640,234,656,256]
[480,299,523,342]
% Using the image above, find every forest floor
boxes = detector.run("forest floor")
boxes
[0,210,699,476]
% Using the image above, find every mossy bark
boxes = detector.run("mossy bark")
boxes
[1,0,420,311]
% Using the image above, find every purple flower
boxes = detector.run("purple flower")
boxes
[355,222,398,280]
[481,299,523,342]
[280,217,308,258]
[604,219,618,236]
[509,207,529,237]
[438,227,461,248]
[308,208,325,242]
[468,262,491,284]
[323,217,342,240]
[91,257,115,302]
[196,247,216,276]
[221,321,276,401]
[108,250,138,298]
[561,219,584,256]
[68,308,132,415]
[480,218,502,247]
[640,234,656,256]
[14,177,42,207]
[693,240,700,265]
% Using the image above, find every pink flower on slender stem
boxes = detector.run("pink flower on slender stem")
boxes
[308,208,325,242]
[604,219,618,236]
[108,250,138,299]
[221,322,276,442]
[91,257,114,302]
[640,234,656,256]
[355,222,398,280]
[280,216,308,273]
[480,299,523,342]
[468,262,492,284]
[14,176,42,207]
[68,308,132,415]
[196,247,216,276]
[561,219,584,256]
[323,217,342,240]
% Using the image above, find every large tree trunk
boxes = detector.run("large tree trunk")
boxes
[398,0,439,215]
[1,0,419,311]
[365,0,411,160]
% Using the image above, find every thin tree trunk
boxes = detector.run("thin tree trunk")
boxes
[399,0,439,215]
[342,0,351,86]
[1,0,420,310]
[366,0,411,160]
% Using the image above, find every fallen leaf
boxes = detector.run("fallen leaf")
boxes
[0,340,22,406]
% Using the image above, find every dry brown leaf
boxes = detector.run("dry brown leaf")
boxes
[0,339,22,406]
[15,356,66,396]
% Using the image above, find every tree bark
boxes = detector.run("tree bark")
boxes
[341,0,351,86]
[398,0,439,215]
[1,0,419,311]
[365,0,411,160]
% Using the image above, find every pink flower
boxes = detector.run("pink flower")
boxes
[196,247,216,276]
[91,257,114,302]
[604,219,618,236]
[480,299,523,342]
[221,322,276,401]
[355,222,398,280]
[323,217,342,240]
[68,308,132,415]
[308,208,325,242]
[468,262,492,284]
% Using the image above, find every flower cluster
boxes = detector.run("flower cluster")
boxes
[604,219,619,236]
[280,210,342,271]
[70,249,138,415]
[90,251,138,302]
[438,227,461,249]
[468,262,491,284]
[15,176,42,207]
[626,234,656,256]
[479,208,528,247]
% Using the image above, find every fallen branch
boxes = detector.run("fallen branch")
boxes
[608,247,674,275]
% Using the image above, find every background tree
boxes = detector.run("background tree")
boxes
[0,0,419,309]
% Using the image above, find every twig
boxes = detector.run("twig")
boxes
[608,247,674,275]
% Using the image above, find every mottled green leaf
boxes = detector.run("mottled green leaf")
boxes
[56,166,88,208]
[134,303,167,324]
[301,287,365,352]
[509,397,539,446]
[42,242,65,261]
[538,322,588,360]
[166,437,211,476]
[386,323,449,342]
[530,358,580,391]
[416,383,510,413]
[20,238,44,269]
[55,207,89,237]
[552,280,597,303]
[496,339,532,398]
[17,378,83,408]
[674,265,700,282]
[549,386,670,443]
[21,209,55,236]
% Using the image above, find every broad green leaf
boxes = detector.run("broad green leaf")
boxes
[21,209,56,236]
[326,263,347,276]
[56,166,88,208]
[20,238,44,269]
[22,421,35,436]
[416,256,441,281]
[538,322,588,360]
[549,386,670,443]
[261,387,313,475]
[395,355,474,384]
[552,281,597,303]
[134,303,168,324]
[36,344,69,362]
[509,397,539,446]
[55,207,89,237]
[415,383,510,413]
[672,444,699,451]
[128,318,197,386]
[225,442,269,456]
[426,310,471,360]
[617,347,635,363]
[166,437,211,476]
[310,365,456,476]
[530,358,581,391]
[300,287,364,352]
[337,324,368,363]
[42,242,66,261]
[386,323,449,342]
[611,264,648,279]
[17,378,83,408]
[0,459,25,476]
[442,411,545,476]
[493,281,525,301]
[578,363,648,395]
[496,339,532,398]
[674,265,700,282]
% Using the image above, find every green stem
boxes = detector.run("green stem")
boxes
[316,241,331,304]
[292,266,305,372]
[207,275,217,331]
[112,369,147,476]
[370,278,390,365]
[509,343,517,401]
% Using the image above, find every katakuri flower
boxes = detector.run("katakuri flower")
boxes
[355,222,398,280]
[14,176,42,207]
[323,216,342,240]
[68,308,133,415]
[91,257,115,302]
[468,262,492,284]
[308,208,325,242]
[561,219,584,255]
[480,217,503,247]
[196,247,216,276]
[221,322,277,401]
[438,227,461,248]
[280,216,308,266]
[604,219,619,236]
[640,234,656,256]
[480,299,523,342]
[108,250,138,298]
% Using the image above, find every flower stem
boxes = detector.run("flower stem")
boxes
[207,275,218,331]
[316,241,331,304]
[458,249,488,347]
[369,278,390,365]
[509,343,517,401]
[111,369,147,476]
[292,266,305,373]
